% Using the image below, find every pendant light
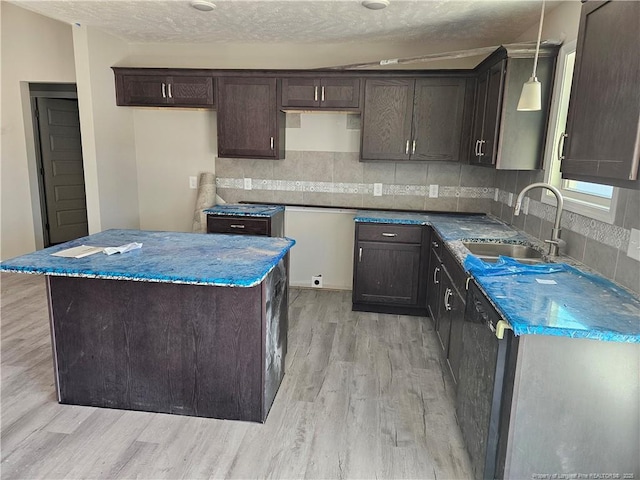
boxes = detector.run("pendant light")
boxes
[517,0,545,111]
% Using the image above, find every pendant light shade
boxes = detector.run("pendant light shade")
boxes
[517,0,545,112]
[517,76,542,111]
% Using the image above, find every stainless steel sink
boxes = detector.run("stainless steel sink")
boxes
[463,242,544,264]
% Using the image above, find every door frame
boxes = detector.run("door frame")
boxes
[28,83,79,248]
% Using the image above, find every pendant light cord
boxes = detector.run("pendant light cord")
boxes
[532,0,546,78]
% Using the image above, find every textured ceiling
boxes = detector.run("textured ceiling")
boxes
[9,0,554,45]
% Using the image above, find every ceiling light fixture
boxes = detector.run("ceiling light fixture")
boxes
[190,0,216,12]
[517,0,545,111]
[362,0,390,10]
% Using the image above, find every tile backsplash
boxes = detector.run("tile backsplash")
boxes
[214,112,639,295]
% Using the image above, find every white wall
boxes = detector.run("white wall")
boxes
[73,25,139,232]
[517,1,581,43]
[0,2,76,259]
[134,108,216,232]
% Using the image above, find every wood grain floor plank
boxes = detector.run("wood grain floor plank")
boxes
[0,273,472,479]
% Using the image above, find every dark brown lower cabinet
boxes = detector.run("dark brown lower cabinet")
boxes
[352,223,429,316]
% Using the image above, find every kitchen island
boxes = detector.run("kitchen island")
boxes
[0,229,295,423]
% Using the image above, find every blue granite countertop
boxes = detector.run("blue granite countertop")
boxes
[203,204,284,217]
[0,229,295,288]
[355,211,640,343]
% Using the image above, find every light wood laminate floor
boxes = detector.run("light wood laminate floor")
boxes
[1,273,472,479]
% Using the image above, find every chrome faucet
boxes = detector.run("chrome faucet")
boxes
[514,182,565,257]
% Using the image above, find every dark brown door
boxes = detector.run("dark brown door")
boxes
[354,241,421,305]
[561,0,640,182]
[319,78,360,108]
[426,247,442,326]
[217,77,279,159]
[478,61,506,165]
[445,285,465,384]
[436,270,454,355]
[167,76,214,107]
[412,78,466,162]
[281,78,319,107]
[470,71,488,164]
[120,75,168,106]
[361,79,414,161]
[36,98,88,245]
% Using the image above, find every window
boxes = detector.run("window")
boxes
[543,41,618,222]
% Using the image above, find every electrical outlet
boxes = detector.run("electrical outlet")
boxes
[312,275,323,288]
[429,184,439,198]
[244,178,252,190]
[627,228,640,261]
[189,176,198,189]
[373,183,383,197]
[494,188,499,202]
[507,192,514,207]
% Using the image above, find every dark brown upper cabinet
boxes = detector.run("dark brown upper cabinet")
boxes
[361,77,467,162]
[217,77,285,159]
[113,68,214,108]
[560,0,640,189]
[469,46,558,170]
[281,77,360,110]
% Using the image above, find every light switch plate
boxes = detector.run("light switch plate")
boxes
[189,176,198,189]
[244,178,252,190]
[494,188,499,202]
[373,183,382,197]
[507,192,514,207]
[627,228,640,261]
[429,184,439,198]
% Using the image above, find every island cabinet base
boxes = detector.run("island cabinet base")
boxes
[46,259,288,423]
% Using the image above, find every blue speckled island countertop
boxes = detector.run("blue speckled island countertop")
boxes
[204,204,285,217]
[355,211,640,343]
[0,229,295,288]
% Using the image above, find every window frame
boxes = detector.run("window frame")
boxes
[541,40,619,223]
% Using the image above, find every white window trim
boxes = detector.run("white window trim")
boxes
[541,40,618,224]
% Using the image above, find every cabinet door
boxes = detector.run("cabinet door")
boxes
[361,79,414,161]
[281,78,320,108]
[319,78,360,108]
[478,61,506,165]
[436,271,454,355]
[446,285,465,385]
[561,1,640,184]
[118,75,168,106]
[217,77,280,159]
[470,72,488,164]
[412,78,466,162]
[354,241,421,305]
[426,246,442,326]
[168,76,214,107]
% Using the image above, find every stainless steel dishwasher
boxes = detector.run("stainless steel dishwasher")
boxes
[456,280,519,480]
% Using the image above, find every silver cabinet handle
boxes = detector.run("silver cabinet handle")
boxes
[230,224,245,229]
[314,86,318,102]
[474,140,480,156]
[557,132,568,161]
[412,140,416,155]
[433,266,440,285]
[465,276,471,290]
[431,241,439,248]
[162,83,166,98]
[321,86,325,102]
[167,83,172,98]
[478,140,486,156]
[359,247,363,262]
[444,288,452,311]
[382,233,397,237]
[270,136,274,150]
[405,140,410,155]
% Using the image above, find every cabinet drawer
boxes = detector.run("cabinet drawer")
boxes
[207,216,269,236]
[357,224,423,244]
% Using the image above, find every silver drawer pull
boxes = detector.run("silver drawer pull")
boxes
[167,83,172,98]
[444,288,452,311]
[230,224,245,229]
[433,266,440,285]
[359,247,363,262]
[314,86,318,102]
[405,140,410,155]
[382,233,397,237]
[162,83,166,98]
[432,241,439,248]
